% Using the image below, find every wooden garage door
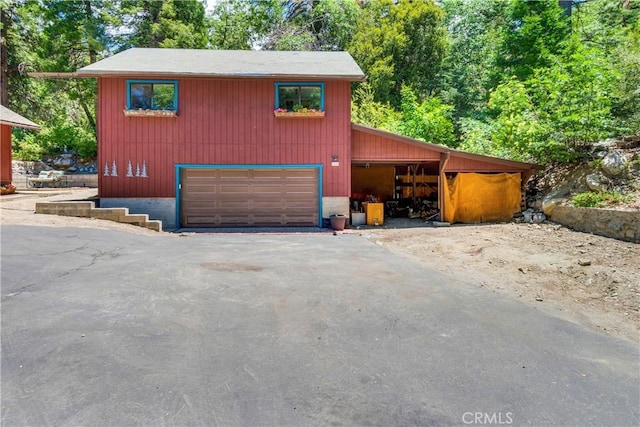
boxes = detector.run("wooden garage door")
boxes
[180,167,319,227]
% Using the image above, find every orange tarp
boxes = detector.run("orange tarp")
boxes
[442,173,521,223]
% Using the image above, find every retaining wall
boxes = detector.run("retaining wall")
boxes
[35,201,162,232]
[549,205,639,243]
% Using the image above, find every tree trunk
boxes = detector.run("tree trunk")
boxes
[75,81,97,138]
[0,6,10,106]
[83,1,97,64]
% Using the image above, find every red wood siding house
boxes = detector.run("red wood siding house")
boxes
[1,105,41,186]
[78,48,537,229]
[97,78,352,199]
[79,48,364,228]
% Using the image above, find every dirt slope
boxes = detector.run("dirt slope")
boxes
[360,223,639,344]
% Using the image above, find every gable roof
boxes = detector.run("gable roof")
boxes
[0,105,41,130]
[351,123,541,170]
[77,48,366,81]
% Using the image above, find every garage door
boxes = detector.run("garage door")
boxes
[180,167,320,227]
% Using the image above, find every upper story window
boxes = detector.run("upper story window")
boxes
[275,83,324,112]
[126,80,178,111]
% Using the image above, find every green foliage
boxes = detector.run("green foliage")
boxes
[439,0,508,120]
[485,78,550,161]
[210,0,360,51]
[4,0,102,160]
[352,84,455,147]
[572,191,632,208]
[209,0,260,49]
[528,42,615,150]
[573,0,640,134]
[118,0,208,49]
[268,25,316,51]
[589,158,603,169]
[13,122,97,160]
[457,117,495,155]
[302,0,360,50]
[153,1,209,48]
[5,0,638,168]
[395,86,456,147]
[351,83,399,130]
[348,0,447,107]
[496,0,570,82]
[271,0,360,51]
[11,133,46,161]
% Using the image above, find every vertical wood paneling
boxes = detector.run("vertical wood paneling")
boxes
[1,125,13,184]
[351,127,527,173]
[99,78,352,198]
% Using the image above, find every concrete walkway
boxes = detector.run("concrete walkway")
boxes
[1,225,638,426]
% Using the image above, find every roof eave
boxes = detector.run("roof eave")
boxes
[75,70,366,81]
[351,123,542,170]
[0,105,41,130]
[0,119,41,130]
[28,72,82,78]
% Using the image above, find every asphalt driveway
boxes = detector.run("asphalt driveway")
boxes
[1,225,638,426]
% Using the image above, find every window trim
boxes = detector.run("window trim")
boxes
[126,79,179,112]
[275,82,325,112]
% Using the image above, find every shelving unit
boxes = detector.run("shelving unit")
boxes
[394,165,438,200]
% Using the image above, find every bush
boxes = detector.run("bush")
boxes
[12,122,97,160]
[12,136,47,161]
[572,191,631,208]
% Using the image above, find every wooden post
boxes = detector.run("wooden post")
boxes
[411,163,419,207]
[438,152,450,220]
[521,169,535,210]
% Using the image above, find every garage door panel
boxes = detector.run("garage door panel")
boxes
[248,189,286,196]
[218,185,251,194]
[218,170,252,179]
[185,169,218,178]
[181,167,319,227]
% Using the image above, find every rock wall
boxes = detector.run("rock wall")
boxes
[549,205,640,243]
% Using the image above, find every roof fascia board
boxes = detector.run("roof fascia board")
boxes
[75,70,365,81]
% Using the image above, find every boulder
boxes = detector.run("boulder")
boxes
[542,195,565,217]
[585,173,608,192]
[52,154,75,169]
[532,212,546,223]
[592,139,618,159]
[601,150,626,177]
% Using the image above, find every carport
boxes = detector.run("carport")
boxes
[350,124,540,223]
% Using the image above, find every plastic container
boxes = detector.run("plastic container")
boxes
[351,212,366,226]
[363,202,384,226]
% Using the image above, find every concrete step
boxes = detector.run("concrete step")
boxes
[90,208,130,220]
[119,214,150,224]
[144,220,163,232]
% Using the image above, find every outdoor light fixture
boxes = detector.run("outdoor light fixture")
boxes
[331,154,339,167]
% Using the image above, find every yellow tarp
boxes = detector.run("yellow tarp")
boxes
[442,173,521,223]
